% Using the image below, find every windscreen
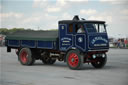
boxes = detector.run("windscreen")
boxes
[85,23,106,33]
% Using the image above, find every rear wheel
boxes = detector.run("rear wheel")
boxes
[19,48,35,65]
[66,50,83,70]
[91,54,107,68]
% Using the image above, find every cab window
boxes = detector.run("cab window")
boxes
[86,23,106,33]
[68,24,73,33]
[75,24,85,33]
[99,24,106,33]
[86,23,97,33]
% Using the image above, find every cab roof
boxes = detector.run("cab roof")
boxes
[59,15,105,24]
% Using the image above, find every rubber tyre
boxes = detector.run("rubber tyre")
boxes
[18,48,35,65]
[91,54,107,68]
[66,50,83,70]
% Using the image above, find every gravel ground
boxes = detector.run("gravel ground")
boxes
[0,47,128,85]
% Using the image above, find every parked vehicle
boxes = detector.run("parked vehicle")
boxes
[5,15,109,70]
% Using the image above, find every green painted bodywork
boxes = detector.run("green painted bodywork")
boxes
[6,31,58,41]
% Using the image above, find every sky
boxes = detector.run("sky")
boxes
[0,0,128,38]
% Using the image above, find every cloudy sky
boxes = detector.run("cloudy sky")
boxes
[0,0,128,38]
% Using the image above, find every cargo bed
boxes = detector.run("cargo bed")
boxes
[6,31,58,49]
[6,31,58,41]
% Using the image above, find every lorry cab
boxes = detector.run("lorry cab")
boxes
[59,15,109,52]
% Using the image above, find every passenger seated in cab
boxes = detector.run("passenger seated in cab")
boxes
[77,25,85,33]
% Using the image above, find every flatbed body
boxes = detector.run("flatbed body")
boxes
[6,31,58,49]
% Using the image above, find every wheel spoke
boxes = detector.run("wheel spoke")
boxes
[68,53,79,67]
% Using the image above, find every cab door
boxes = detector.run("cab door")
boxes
[74,23,86,51]
[59,24,73,51]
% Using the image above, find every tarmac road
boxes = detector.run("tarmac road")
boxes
[0,47,128,85]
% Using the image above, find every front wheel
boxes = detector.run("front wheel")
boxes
[91,54,107,68]
[66,50,83,70]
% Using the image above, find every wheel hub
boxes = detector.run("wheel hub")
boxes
[20,50,28,63]
[71,58,75,62]
[68,53,79,67]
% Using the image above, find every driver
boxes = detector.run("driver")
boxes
[77,25,85,33]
